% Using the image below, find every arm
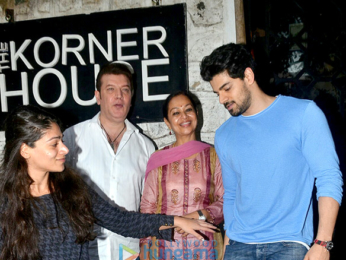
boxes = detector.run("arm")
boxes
[182,209,211,221]
[89,185,217,241]
[301,102,343,204]
[89,184,173,240]
[304,197,339,260]
[301,103,343,259]
[205,154,224,224]
[140,168,159,215]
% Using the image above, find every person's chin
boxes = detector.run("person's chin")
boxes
[229,108,241,117]
[54,165,66,172]
[177,130,195,137]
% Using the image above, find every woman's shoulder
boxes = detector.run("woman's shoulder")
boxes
[207,145,215,152]
[160,145,171,151]
[199,142,214,153]
[151,144,170,154]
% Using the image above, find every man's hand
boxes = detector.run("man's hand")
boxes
[304,244,330,260]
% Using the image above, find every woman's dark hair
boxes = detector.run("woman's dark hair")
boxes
[0,105,95,260]
[200,43,256,81]
[162,90,198,120]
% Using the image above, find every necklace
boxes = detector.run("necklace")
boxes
[100,122,126,150]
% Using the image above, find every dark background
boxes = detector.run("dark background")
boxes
[243,0,345,257]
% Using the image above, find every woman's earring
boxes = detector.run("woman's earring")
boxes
[169,129,172,135]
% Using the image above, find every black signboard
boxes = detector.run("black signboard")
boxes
[0,4,187,128]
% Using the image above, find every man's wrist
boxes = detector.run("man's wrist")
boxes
[314,239,334,251]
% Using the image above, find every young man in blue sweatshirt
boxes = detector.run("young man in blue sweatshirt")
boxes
[200,43,343,260]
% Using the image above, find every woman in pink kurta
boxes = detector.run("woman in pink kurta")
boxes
[140,91,224,260]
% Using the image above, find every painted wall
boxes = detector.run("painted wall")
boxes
[0,0,235,156]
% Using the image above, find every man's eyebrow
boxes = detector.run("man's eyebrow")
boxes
[219,82,230,91]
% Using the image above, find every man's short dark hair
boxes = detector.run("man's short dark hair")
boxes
[96,62,134,94]
[200,43,256,82]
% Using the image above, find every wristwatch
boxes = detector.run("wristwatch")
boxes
[314,239,334,251]
[197,210,206,221]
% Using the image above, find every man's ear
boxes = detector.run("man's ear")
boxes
[244,67,255,85]
[95,90,101,105]
[20,143,31,159]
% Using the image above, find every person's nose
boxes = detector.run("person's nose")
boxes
[182,111,188,119]
[60,142,69,155]
[219,92,228,104]
[115,88,123,99]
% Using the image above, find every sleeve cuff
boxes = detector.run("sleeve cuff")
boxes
[156,215,174,241]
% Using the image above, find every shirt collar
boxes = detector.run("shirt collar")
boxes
[90,112,138,133]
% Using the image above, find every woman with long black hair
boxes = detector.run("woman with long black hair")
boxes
[0,105,216,260]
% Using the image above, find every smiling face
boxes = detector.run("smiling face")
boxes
[164,94,197,142]
[210,70,252,116]
[23,122,69,176]
[95,74,132,124]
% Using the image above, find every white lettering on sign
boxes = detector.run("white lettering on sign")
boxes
[0,43,9,52]
[143,26,168,59]
[62,35,86,66]
[116,28,139,61]
[0,53,10,73]
[1,26,175,111]
[0,73,29,112]
[0,43,10,73]
[34,37,60,68]
[10,40,34,71]
[142,58,169,102]
[89,31,113,64]
[71,66,96,106]
[32,68,67,108]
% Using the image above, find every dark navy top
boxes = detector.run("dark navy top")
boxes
[1,187,174,259]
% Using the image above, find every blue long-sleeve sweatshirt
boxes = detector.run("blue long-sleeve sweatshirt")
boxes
[215,95,343,245]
